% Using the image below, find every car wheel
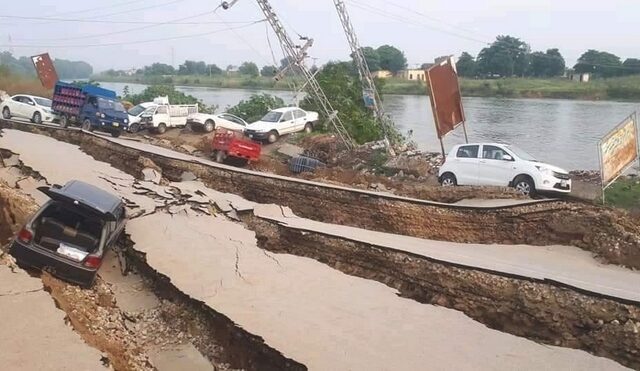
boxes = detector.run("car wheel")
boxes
[81,119,93,131]
[204,120,215,133]
[129,123,140,133]
[304,122,313,134]
[111,129,122,138]
[267,130,279,144]
[156,123,167,134]
[32,111,42,124]
[2,107,10,119]
[514,176,535,196]
[440,172,457,187]
[59,115,68,128]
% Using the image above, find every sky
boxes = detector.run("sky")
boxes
[0,0,638,72]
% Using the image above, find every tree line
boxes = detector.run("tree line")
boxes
[455,35,640,79]
[0,51,93,79]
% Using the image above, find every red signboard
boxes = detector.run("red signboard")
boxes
[426,57,465,139]
[31,53,58,89]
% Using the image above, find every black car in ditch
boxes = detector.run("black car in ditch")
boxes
[10,180,126,287]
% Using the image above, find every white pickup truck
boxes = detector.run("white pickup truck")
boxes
[140,96,199,134]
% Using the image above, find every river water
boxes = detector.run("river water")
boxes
[100,81,639,170]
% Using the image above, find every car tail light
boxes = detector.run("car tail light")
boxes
[17,228,33,244]
[83,256,102,269]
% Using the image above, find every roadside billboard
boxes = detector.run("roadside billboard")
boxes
[599,113,639,187]
[31,53,58,89]
[426,56,466,140]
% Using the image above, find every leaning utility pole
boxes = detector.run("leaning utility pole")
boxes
[221,0,355,149]
[333,0,397,151]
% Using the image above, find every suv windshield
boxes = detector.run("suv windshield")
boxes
[98,97,126,113]
[261,111,283,123]
[34,98,52,107]
[506,145,537,161]
[128,104,148,116]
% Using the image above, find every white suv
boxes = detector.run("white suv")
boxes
[438,143,571,195]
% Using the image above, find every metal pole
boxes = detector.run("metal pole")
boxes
[439,138,446,158]
[462,121,469,143]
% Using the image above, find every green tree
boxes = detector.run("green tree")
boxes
[178,60,207,75]
[456,52,476,77]
[238,62,259,77]
[360,47,381,72]
[300,62,396,144]
[123,85,130,97]
[477,35,530,77]
[260,65,277,77]
[207,64,223,75]
[227,94,285,123]
[144,63,175,75]
[622,58,640,75]
[376,45,407,74]
[528,49,565,77]
[574,50,622,78]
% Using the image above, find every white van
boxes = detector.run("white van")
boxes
[140,96,199,134]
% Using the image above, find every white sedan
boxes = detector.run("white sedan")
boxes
[186,112,248,133]
[244,107,319,143]
[438,143,572,195]
[1,94,58,124]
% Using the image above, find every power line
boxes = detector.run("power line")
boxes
[0,15,256,26]
[347,0,638,71]
[10,11,258,42]
[0,0,185,28]
[0,20,266,49]
[44,0,148,18]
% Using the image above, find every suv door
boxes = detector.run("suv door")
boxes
[279,111,295,133]
[478,145,516,186]
[452,145,481,185]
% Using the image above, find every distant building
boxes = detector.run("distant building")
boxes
[125,68,137,76]
[399,69,426,81]
[570,73,590,83]
[372,70,392,79]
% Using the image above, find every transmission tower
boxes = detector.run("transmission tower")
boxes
[221,0,355,149]
[333,0,398,151]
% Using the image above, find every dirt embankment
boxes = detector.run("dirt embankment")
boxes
[0,181,38,243]
[243,214,640,370]
[5,124,637,270]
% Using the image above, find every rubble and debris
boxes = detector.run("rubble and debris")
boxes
[142,168,162,184]
[277,143,304,158]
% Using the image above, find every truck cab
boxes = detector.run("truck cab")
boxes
[52,82,129,137]
[139,96,198,134]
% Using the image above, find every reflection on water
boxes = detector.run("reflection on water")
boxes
[102,82,638,169]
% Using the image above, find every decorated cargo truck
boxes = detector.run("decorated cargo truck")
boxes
[52,82,129,137]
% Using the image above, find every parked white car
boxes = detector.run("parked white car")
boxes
[438,143,571,195]
[1,94,59,124]
[244,107,319,143]
[186,112,248,133]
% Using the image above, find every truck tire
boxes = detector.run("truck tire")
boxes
[2,107,11,119]
[59,115,68,128]
[111,129,122,138]
[81,119,93,132]
[204,120,215,133]
[215,150,227,163]
[156,123,167,134]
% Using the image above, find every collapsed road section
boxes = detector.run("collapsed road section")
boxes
[0,127,638,369]
[2,119,638,270]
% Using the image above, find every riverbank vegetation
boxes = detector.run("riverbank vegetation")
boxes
[0,66,52,97]
[605,178,640,213]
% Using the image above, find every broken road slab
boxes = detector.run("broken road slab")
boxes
[0,264,104,370]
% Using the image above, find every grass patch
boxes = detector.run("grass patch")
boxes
[0,68,52,97]
[605,177,640,210]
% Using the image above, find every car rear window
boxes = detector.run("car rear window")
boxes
[456,145,479,158]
